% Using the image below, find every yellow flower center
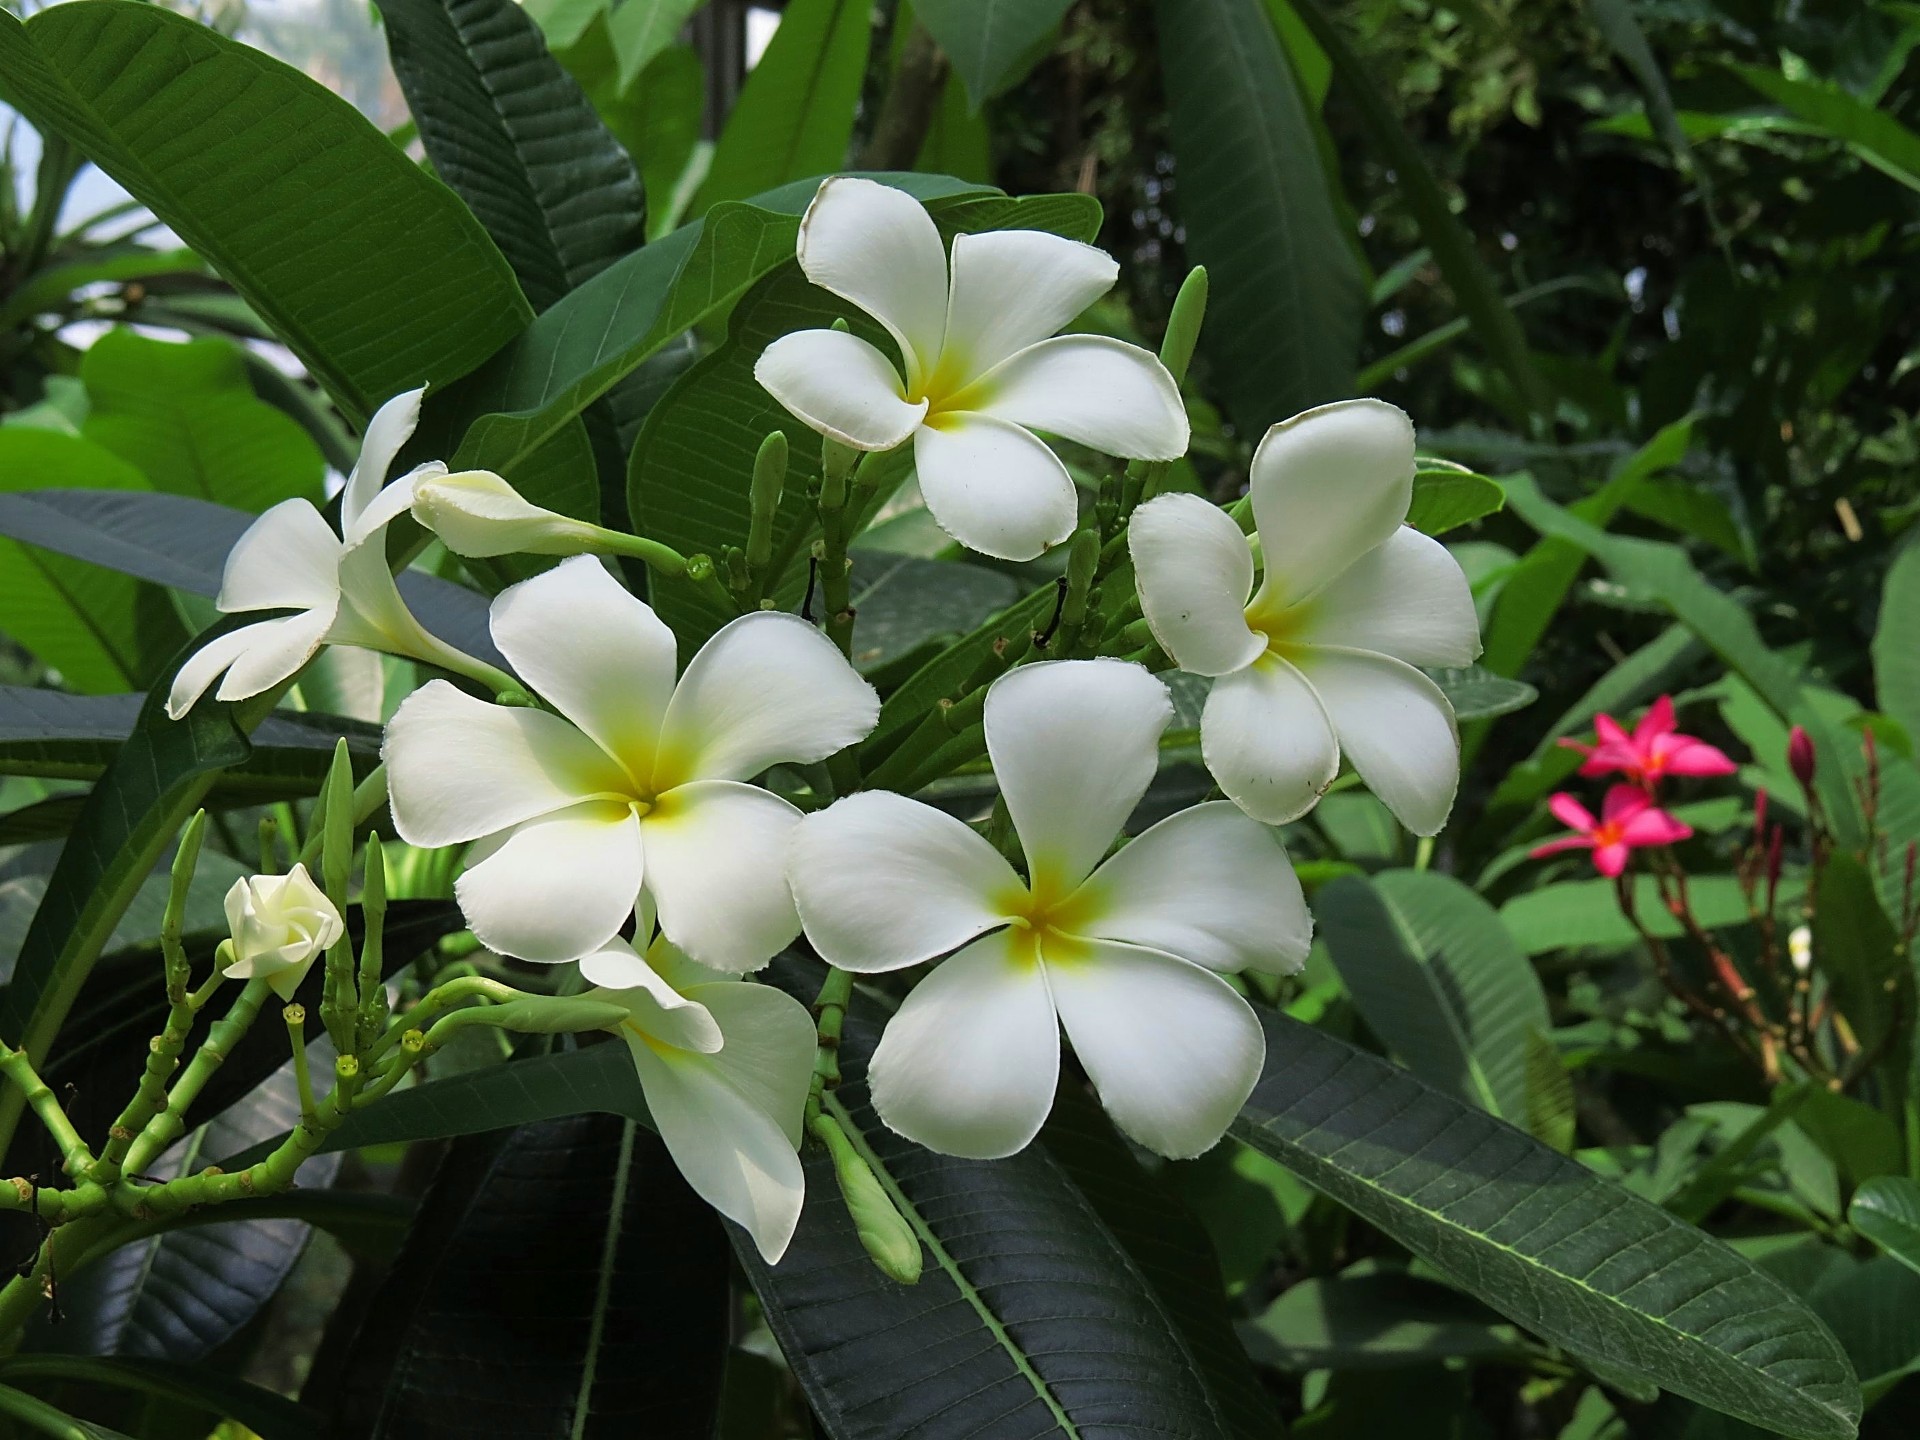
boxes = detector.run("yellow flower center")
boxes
[994,868,1105,967]
[1244,590,1316,661]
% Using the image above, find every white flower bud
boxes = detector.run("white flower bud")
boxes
[1788,924,1813,974]
[222,864,346,1000]
[410,468,604,558]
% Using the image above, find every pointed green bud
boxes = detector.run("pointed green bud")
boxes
[1159,266,1208,385]
[747,431,788,573]
[812,1112,922,1284]
[165,811,208,938]
[319,739,355,907]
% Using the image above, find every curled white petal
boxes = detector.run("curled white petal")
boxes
[796,177,949,386]
[340,386,426,539]
[942,229,1117,378]
[211,607,335,705]
[215,499,341,614]
[1301,646,1460,836]
[961,335,1187,462]
[456,802,643,963]
[910,414,1079,562]
[1298,527,1481,668]
[1127,493,1263,677]
[583,940,724,1054]
[754,330,928,451]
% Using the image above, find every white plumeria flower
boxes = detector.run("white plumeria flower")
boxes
[789,659,1310,1162]
[1128,399,1481,836]
[409,468,605,559]
[384,555,879,971]
[166,387,488,719]
[219,863,344,1000]
[754,177,1189,563]
[583,930,815,1262]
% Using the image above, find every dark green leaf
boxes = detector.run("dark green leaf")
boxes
[1316,870,1549,1124]
[0,1355,317,1440]
[1234,1010,1861,1437]
[914,0,1074,109]
[1812,853,1909,1095]
[605,0,706,90]
[1407,467,1506,536]
[1243,1270,1520,1370]
[430,172,989,480]
[1876,537,1920,746]
[1851,1177,1920,1280]
[1499,875,1754,955]
[1732,65,1920,192]
[1156,0,1363,432]
[0,1384,133,1439]
[1432,664,1537,721]
[78,331,327,510]
[690,0,871,215]
[330,1115,730,1437]
[0,1,531,421]
[846,553,1020,675]
[382,0,647,312]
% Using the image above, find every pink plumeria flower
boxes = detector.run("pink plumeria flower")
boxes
[1557,695,1736,790]
[1530,785,1693,878]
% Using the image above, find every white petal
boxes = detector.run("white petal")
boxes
[212,606,334,703]
[410,466,602,557]
[216,499,342,614]
[166,622,272,719]
[867,929,1059,1160]
[941,229,1117,378]
[623,977,816,1262]
[985,659,1171,893]
[581,941,723,1054]
[642,781,803,971]
[789,791,1021,974]
[1296,526,1481,668]
[1200,656,1339,825]
[912,414,1078,562]
[1127,493,1263,677]
[340,386,425,537]
[490,557,677,781]
[1077,801,1311,976]
[796,177,949,387]
[655,612,878,787]
[345,460,436,549]
[754,330,928,451]
[1047,939,1264,1159]
[1302,646,1460,836]
[383,679,628,848]
[1248,399,1416,610]
[329,537,458,670]
[960,336,1187,461]
[456,802,643,962]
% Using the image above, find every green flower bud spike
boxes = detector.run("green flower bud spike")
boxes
[812,1109,923,1285]
[1125,264,1207,513]
[747,429,788,583]
[355,833,389,1051]
[317,739,359,1053]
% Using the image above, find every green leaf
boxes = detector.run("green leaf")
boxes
[551,26,704,238]
[1500,472,1804,719]
[1732,65,1920,192]
[1811,853,1910,1097]
[737,963,1264,1437]
[1407,466,1506,536]
[329,1116,729,1437]
[625,188,1095,646]
[381,0,647,312]
[1432,664,1537,721]
[0,1356,317,1440]
[1851,1177,1920,1280]
[606,0,707,89]
[1875,537,1920,746]
[1156,0,1363,432]
[0,430,187,693]
[0,1,531,421]
[1500,875,1755,956]
[1242,1270,1520,1370]
[689,0,871,215]
[846,553,1020,675]
[0,1385,134,1440]
[431,172,988,480]
[1285,0,1552,417]
[1315,870,1550,1123]
[1234,1010,1862,1437]
[1793,1088,1903,1193]
[914,0,1074,110]
[1525,1027,1578,1152]
[78,331,327,510]
[0,489,499,664]
[1586,0,1718,222]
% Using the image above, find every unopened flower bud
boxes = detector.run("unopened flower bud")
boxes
[411,468,604,558]
[1787,726,1816,788]
[221,864,344,1000]
[1788,925,1812,974]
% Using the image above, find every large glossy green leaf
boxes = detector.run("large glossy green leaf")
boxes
[0,1,531,421]
[0,431,187,694]
[1812,853,1909,1095]
[1243,1270,1520,1370]
[1286,0,1551,417]
[329,1115,729,1437]
[77,331,326,510]
[382,0,646,313]
[914,0,1074,109]
[0,489,500,664]
[1234,1010,1861,1438]
[1407,466,1505,536]
[689,0,871,215]
[1156,0,1362,433]
[1501,472,1804,718]
[1500,874,1754,956]
[605,0,707,89]
[846,553,1019,675]
[1851,1177,1920,1280]
[1876,537,1920,745]
[1315,870,1550,1126]
[735,965,1260,1438]
[0,1355,317,1440]
[1733,65,1920,192]
[626,189,1097,645]
[429,172,987,478]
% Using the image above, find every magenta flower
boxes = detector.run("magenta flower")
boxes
[1530,785,1693,877]
[1558,695,1736,789]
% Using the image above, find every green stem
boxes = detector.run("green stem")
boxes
[122,979,272,1176]
[0,1045,93,1179]
[365,975,531,1063]
[805,966,855,1125]
[285,1005,317,1124]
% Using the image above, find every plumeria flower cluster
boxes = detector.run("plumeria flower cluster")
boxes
[1533,695,1734,876]
[164,177,1485,1268]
